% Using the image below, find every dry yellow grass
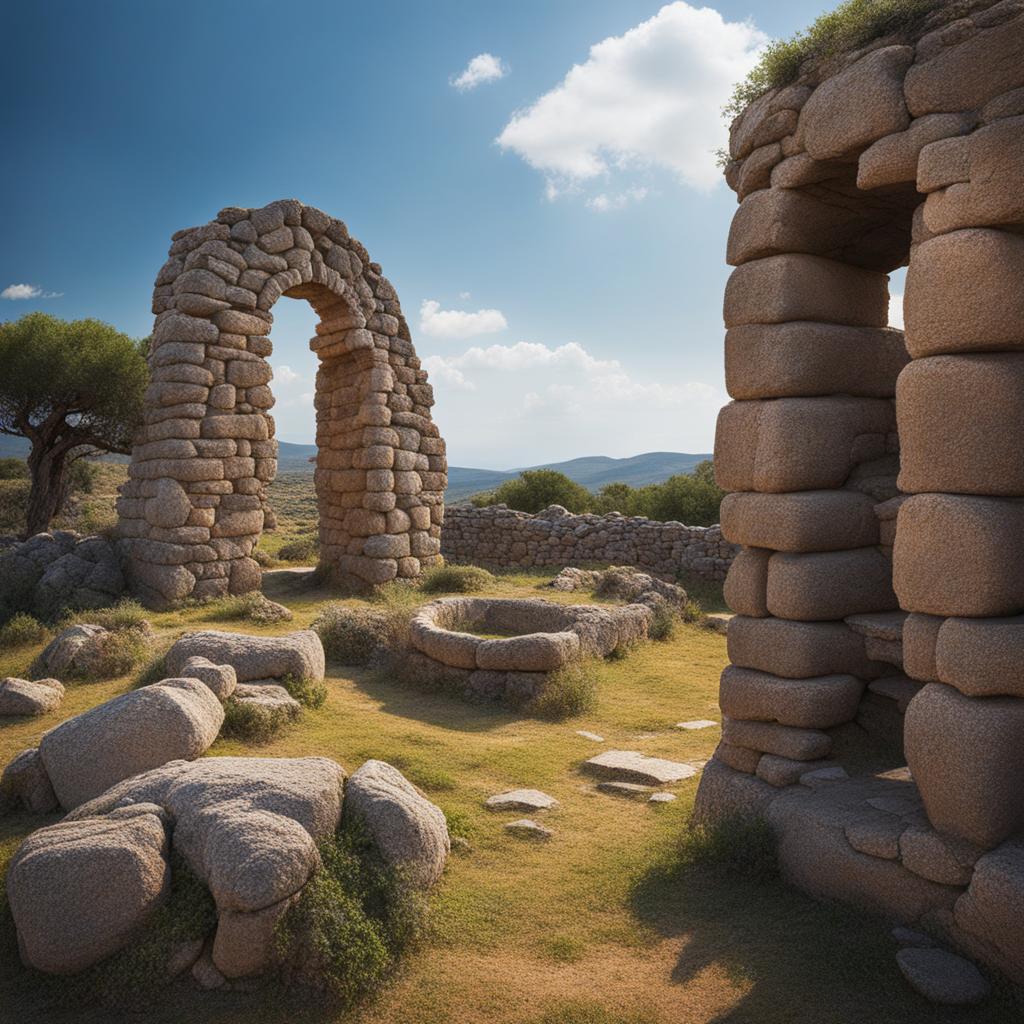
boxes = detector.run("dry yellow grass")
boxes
[1,571,1019,1024]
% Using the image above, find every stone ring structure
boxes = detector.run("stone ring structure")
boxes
[697,0,1024,986]
[115,199,447,607]
[408,597,652,699]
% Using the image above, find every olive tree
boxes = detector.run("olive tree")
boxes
[0,313,148,536]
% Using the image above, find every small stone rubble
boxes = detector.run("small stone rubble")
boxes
[442,505,735,582]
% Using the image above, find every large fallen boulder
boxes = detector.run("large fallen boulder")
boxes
[39,677,224,809]
[165,629,325,684]
[0,676,64,716]
[0,748,58,815]
[34,623,109,678]
[70,755,346,978]
[6,804,170,974]
[344,759,450,888]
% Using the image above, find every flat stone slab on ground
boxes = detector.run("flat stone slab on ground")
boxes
[676,719,718,731]
[575,730,605,742]
[582,750,699,786]
[649,792,677,804]
[800,766,849,788]
[504,818,552,840]
[486,789,559,812]
[896,948,990,1005]
[597,781,654,799]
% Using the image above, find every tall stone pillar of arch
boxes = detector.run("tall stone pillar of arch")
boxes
[116,199,446,607]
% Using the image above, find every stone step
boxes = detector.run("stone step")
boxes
[485,789,558,813]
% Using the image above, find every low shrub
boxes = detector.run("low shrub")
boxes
[647,601,678,642]
[0,457,28,480]
[206,591,293,625]
[278,535,318,562]
[275,822,424,1004]
[419,564,494,594]
[313,604,410,666]
[41,626,151,682]
[221,697,292,744]
[65,598,149,633]
[524,661,597,720]
[0,611,48,648]
[0,479,31,534]
[282,673,328,710]
[252,547,273,567]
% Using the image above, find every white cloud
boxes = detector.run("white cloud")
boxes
[458,291,472,301]
[496,2,766,200]
[889,293,904,330]
[419,299,508,339]
[2,283,62,300]
[275,364,301,383]
[451,53,507,91]
[586,186,649,212]
[423,338,721,465]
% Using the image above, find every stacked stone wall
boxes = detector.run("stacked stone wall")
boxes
[117,199,446,608]
[698,0,1024,983]
[440,505,737,581]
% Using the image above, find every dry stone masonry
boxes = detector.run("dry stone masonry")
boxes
[695,0,1024,986]
[441,504,736,581]
[116,199,447,608]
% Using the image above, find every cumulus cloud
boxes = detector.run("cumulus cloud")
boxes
[423,339,721,465]
[889,293,904,330]
[2,283,62,300]
[419,299,508,339]
[275,364,301,383]
[586,187,649,212]
[496,2,766,199]
[451,53,507,91]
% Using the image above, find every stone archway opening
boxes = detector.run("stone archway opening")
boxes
[116,199,447,608]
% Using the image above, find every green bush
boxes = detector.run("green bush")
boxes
[37,626,150,681]
[65,598,149,633]
[0,457,28,480]
[203,591,293,625]
[647,602,678,642]
[0,479,31,533]
[275,823,424,1004]
[221,697,293,744]
[420,564,494,594]
[476,469,594,514]
[282,673,328,710]
[724,0,938,118]
[0,611,48,647]
[313,603,409,666]
[278,534,318,562]
[524,661,597,720]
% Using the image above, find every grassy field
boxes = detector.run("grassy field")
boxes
[1,567,1020,1024]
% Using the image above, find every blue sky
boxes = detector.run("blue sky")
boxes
[0,0,900,468]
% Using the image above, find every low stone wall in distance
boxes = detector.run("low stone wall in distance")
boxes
[441,505,737,581]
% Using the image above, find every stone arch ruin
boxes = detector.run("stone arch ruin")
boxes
[115,199,446,607]
[697,3,1024,982]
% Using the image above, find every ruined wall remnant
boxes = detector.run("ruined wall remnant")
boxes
[116,199,446,607]
[697,0,1024,984]
[441,505,737,581]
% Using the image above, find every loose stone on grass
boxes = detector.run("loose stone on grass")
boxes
[582,750,699,786]
[896,948,990,1006]
[485,789,559,813]
[504,818,553,841]
[576,730,605,742]
[677,719,718,731]
[649,792,677,804]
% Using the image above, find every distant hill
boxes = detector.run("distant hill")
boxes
[1,436,711,503]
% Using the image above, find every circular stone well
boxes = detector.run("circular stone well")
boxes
[407,597,652,705]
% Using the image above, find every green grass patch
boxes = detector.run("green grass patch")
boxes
[420,564,495,594]
[62,598,149,633]
[524,661,598,720]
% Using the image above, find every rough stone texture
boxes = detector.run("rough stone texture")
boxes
[893,494,1024,617]
[721,491,879,552]
[6,808,170,973]
[441,505,735,582]
[0,677,64,717]
[719,666,863,729]
[344,759,449,888]
[905,683,1024,849]
[903,229,1024,358]
[0,747,58,815]
[504,818,553,840]
[858,112,975,189]
[117,200,448,608]
[165,629,325,683]
[485,789,559,812]
[692,757,777,824]
[896,948,990,1006]
[233,683,301,720]
[934,615,1024,697]
[0,532,126,623]
[799,46,914,160]
[897,354,1024,495]
[766,548,898,621]
[35,623,111,678]
[724,322,907,401]
[179,655,237,699]
[722,718,831,761]
[723,547,770,617]
[39,677,224,809]
[581,751,698,786]
[903,613,943,682]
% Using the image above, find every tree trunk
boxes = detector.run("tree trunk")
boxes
[24,444,68,537]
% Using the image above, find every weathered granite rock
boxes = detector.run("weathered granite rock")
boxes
[504,818,553,840]
[581,751,698,786]
[179,655,237,699]
[0,677,64,716]
[39,677,224,809]
[0,748,58,815]
[485,789,559,812]
[6,807,170,974]
[165,629,325,683]
[34,623,109,678]
[896,948,990,1006]
[343,759,449,888]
